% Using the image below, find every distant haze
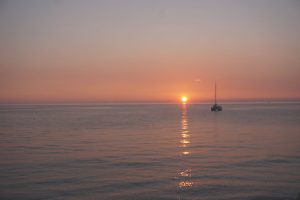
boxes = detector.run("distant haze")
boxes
[0,0,299,103]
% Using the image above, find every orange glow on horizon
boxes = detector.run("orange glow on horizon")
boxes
[1,1,299,103]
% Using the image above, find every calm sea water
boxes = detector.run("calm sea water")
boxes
[0,103,299,200]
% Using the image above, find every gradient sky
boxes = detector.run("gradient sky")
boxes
[0,0,299,103]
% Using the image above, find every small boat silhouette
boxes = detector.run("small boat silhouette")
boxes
[211,82,222,112]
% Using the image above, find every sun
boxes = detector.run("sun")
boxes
[181,96,188,103]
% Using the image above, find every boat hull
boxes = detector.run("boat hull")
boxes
[211,104,222,112]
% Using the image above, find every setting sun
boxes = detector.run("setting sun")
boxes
[181,96,188,103]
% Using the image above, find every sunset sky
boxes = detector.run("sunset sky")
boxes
[0,0,299,103]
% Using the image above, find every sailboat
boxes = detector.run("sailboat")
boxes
[211,82,222,112]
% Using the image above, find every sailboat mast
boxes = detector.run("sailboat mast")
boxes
[215,82,217,104]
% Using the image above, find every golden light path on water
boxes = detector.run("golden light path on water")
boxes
[177,102,193,191]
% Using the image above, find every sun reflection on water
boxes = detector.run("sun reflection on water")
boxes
[181,133,189,138]
[181,151,191,155]
[179,169,192,177]
[180,139,190,144]
[177,103,193,193]
[178,180,193,188]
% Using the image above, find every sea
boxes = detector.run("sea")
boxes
[0,103,299,200]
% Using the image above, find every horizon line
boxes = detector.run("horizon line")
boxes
[0,98,300,105]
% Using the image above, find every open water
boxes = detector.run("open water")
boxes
[0,103,299,200]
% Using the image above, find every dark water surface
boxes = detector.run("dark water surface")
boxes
[0,103,299,200]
